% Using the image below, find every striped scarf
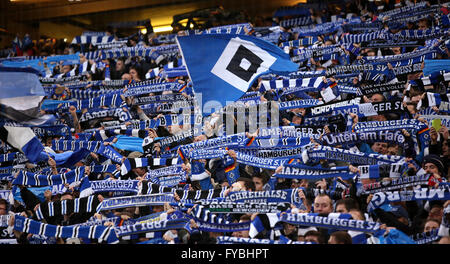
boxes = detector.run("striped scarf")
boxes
[182,23,252,36]
[367,186,450,212]
[61,93,124,110]
[52,139,102,152]
[141,181,228,201]
[14,214,119,244]
[100,46,164,64]
[78,107,132,123]
[97,194,176,212]
[194,200,290,214]
[280,37,320,48]
[120,157,181,175]
[114,218,190,237]
[13,167,85,186]
[260,77,327,91]
[279,17,313,27]
[123,81,185,97]
[35,195,102,221]
[320,130,407,147]
[71,35,115,45]
[217,236,310,244]
[303,145,406,165]
[279,212,382,233]
[359,174,431,195]
[274,164,355,180]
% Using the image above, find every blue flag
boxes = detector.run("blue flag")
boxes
[176,34,298,115]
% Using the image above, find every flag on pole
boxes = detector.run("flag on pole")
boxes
[176,34,298,115]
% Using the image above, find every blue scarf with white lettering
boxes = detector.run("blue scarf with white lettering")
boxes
[303,145,406,165]
[274,164,356,180]
[97,194,176,212]
[114,218,190,237]
[217,236,310,244]
[123,81,185,97]
[80,178,140,197]
[79,107,132,123]
[279,212,382,233]
[367,186,450,212]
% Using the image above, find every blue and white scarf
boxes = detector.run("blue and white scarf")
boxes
[274,164,355,180]
[61,94,124,110]
[367,186,450,212]
[279,212,382,233]
[278,99,322,110]
[13,167,85,186]
[303,145,406,165]
[14,214,119,244]
[80,179,140,197]
[195,201,290,214]
[353,119,427,134]
[357,82,406,96]
[120,157,181,175]
[123,82,184,97]
[114,218,190,237]
[359,174,431,195]
[133,94,189,105]
[100,46,164,64]
[320,130,407,147]
[410,229,440,244]
[217,236,310,244]
[79,107,132,123]
[97,194,176,212]
[35,195,102,221]
[260,77,326,91]
[182,23,252,35]
[131,114,202,129]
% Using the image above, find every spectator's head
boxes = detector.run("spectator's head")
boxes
[418,18,430,30]
[0,199,8,215]
[304,230,325,244]
[335,198,358,213]
[371,142,388,154]
[116,58,126,72]
[390,205,410,225]
[422,154,446,176]
[387,143,399,156]
[328,231,352,244]
[60,191,73,201]
[252,172,269,191]
[231,177,255,192]
[61,64,72,74]
[370,93,385,103]
[129,65,142,81]
[313,194,333,214]
[349,209,365,220]
[423,218,440,233]
[391,47,402,55]
[428,203,444,222]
